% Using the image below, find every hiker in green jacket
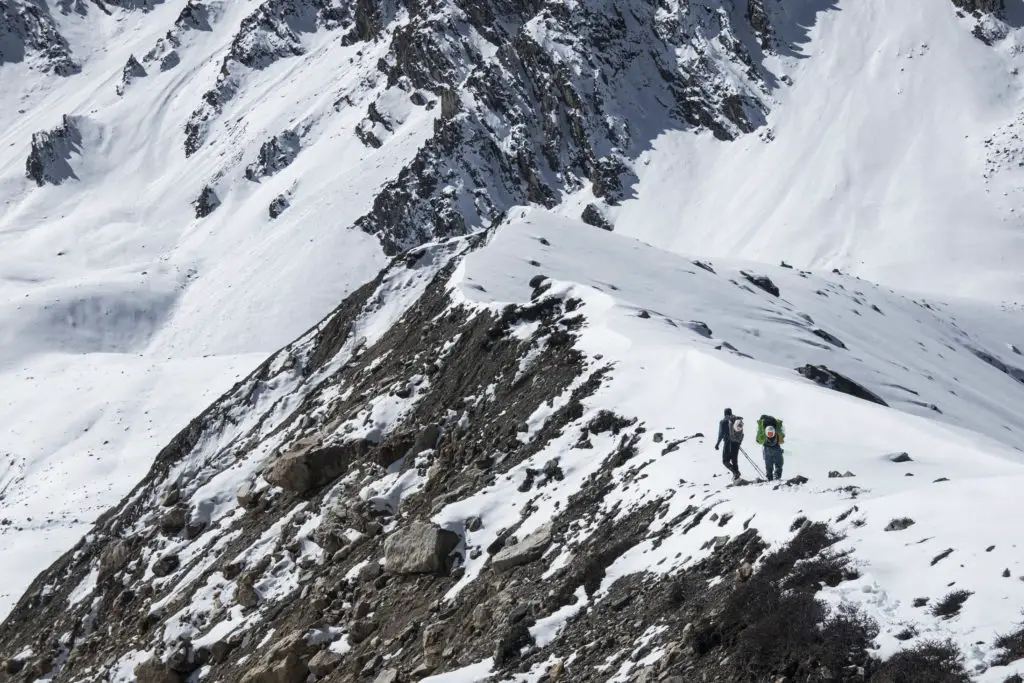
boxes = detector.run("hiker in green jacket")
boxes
[756,415,786,481]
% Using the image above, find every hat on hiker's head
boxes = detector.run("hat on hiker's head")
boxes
[724,408,732,416]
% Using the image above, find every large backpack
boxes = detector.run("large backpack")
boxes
[728,416,745,444]
[757,415,785,446]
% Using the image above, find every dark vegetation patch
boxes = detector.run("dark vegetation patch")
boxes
[992,621,1024,667]
[931,589,973,619]
[870,640,971,682]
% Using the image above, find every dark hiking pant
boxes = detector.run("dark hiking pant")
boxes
[763,445,783,481]
[722,441,740,477]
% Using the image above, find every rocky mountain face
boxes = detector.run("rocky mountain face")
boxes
[349,0,774,254]
[1,223,1020,683]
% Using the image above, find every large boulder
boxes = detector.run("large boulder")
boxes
[265,438,371,494]
[160,505,188,534]
[239,653,308,683]
[308,649,343,677]
[491,523,553,572]
[98,539,131,580]
[134,657,181,683]
[383,521,461,575]
[153,553,180,578]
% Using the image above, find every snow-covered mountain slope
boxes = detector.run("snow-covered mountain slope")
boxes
[613,0,1024,301]
[2,209,1022,682]
[0,0,783,617]
[2,0,1024,672]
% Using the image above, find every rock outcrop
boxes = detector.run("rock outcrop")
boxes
[116,54,147,96]
[192,185,221,218]
[796,364,889,406]
[184,0,354,156]
[245,131,301,181]
[25,115,83,186]
[265,439,370,493]
[0,232,989,683]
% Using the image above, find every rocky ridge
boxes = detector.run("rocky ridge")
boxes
[1,225,1020,682]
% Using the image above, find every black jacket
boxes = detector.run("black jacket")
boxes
[716,417,730,447]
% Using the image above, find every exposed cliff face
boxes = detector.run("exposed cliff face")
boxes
[350,0,777,254]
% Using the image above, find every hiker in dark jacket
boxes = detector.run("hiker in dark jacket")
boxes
[715,408,742,479]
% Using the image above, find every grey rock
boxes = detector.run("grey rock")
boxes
[152,553,180,578]
[493,620,533,666]
[491,523,552,572]
[160,505,188,534]
[383,521,460,575]
[884,518,915,532]
[797,364,888,406]
[422,622,445,669]
[25,115,82,187]
[265,438,371,493]
[740,271,779,297]
[116,54,147,96]
[360,654,383,677]
[237,479,260,508]
[348,618,378,644]
[239,652,308,683]
[98,539,131,581]
[160,488,181,507]
[193,185,220,219]
[374,670,399,683]
[245,130,301,181]
[307,649,342,677]
[269,194,290,219]
[581,203,613,231]
[134,657,180,683]
[167,641,199,673]
[358,562,383,583]
[887,452,913,463]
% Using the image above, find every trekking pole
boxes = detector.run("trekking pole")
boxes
[739,446,766,480]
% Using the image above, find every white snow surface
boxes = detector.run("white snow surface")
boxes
[437,207,1024,680]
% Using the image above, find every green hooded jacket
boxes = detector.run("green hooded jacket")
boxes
[756,416,785,445]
